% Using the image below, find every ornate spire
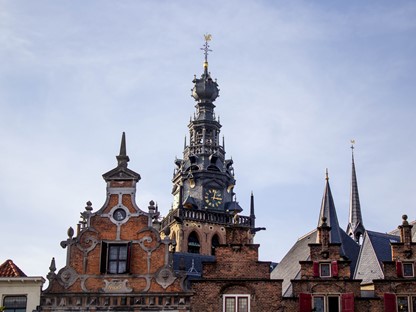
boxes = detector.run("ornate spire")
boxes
[346,140,365,243]
[192,34,219,108]
[102,132,140,182]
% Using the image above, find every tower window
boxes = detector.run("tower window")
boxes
[3,295,27,312]
[211,234,220,255]
[100,242,131,274]
[223,295,250,312]
[187,232,200,254]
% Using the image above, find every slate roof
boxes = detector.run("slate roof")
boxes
[172,252,216,278]
[271,230,317,297]
[354,230,400,284]
[271,176,360,297]
[0,259,27,277]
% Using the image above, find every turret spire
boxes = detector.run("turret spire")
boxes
[346,140,365,243]
[116,132,130,168]
[318,169,342,244]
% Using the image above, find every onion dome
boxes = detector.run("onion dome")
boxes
[191,34,219,103]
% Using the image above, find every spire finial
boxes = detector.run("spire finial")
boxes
[116,132,130,167]
[351,139,355,160]
[201,34,212,72]
[325,168,329,181]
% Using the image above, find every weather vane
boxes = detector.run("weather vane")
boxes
[201,34,212,63]
[350,139,355,150]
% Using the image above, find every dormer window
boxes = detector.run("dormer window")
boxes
[320,263,331,277]
[403,262,414,277]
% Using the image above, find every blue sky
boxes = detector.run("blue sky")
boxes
[1,0,415,279]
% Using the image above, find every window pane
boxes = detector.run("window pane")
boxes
[4,296,27,308]
[412,297,416,311]
[403,263,414,277]
[225,297,235,312]
[119,246,128,260]
[327,296,339,312]
[313,297,324,312]
[397,297,409,312]
[118,261,127,273]
[320,263,330,277]
[238,297,248,312]
[108,261,118,274]
[109,246,119,260]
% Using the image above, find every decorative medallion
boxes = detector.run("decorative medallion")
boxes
[155,266,177,289]
[57,266,78,289]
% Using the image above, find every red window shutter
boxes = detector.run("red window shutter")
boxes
[341,293,354,312]
[396,260,403,277]
[299,293,312,312]
[384,293,396,312]
[313,261,319,277]
[332,260,339,277]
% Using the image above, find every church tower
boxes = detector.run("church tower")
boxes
[161,35,255,255]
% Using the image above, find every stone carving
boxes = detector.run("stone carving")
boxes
[102,279,133,293]
[155,266,177,289]
[57,266,78,289]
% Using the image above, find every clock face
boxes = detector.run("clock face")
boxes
[113,208,127,221]
[204,189,223,209]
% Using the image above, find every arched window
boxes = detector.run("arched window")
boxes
[188,231,200,254]
[211,234,220,255]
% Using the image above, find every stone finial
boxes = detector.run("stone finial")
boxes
[47,257,57,281]
[67,227,74,239]
[399,214,413,245]
[318,217,331,257]
[85,201,93,212]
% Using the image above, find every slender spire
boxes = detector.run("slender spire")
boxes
[116,132,130,168]
[346,140,365,243]
[250,191,255,228]
[201,34,212,74]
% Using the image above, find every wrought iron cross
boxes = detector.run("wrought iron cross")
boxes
[201,34,212,62]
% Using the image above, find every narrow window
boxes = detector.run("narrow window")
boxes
[225,297,236,312]
[327,296,339,312]
[403,263,414,277]
[188,232,200,254]
[397,296,409,311]
[320,263,331,277]
[211,234,220,255]
[313,296,324,312]
[3,296,27,312]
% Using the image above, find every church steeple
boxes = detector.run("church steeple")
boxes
[161,36,254,256]
[346,141,365,243]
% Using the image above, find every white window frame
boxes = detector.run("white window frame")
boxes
[320,262,331,277]
[403,262,415,277]
[312,294,340,312]
[223,294,250,312]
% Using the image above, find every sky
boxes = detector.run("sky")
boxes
[1,0,416,280]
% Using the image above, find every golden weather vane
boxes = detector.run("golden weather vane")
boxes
[201,34,213,64]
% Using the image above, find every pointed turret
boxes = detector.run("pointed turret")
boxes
[318,169,343,245]
[102,132,141,182]
[250,191,255,228]
[346,142,365,243]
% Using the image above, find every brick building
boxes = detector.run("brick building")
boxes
[40,133,192,311]
[37,37,416,312]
